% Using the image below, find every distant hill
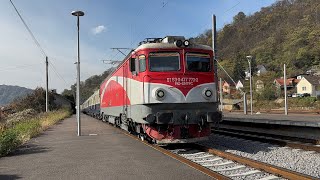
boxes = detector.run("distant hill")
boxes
[0,85,33,106]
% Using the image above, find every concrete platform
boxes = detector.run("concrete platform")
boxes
[0,114,211,180]
[223,112,320,127]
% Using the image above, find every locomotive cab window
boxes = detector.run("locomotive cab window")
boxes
[149,52,180,72]
[186,53,211,72]
[139,55,146,72]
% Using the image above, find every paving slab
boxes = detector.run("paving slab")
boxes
[223,112,320,127]
[0,114,211,180]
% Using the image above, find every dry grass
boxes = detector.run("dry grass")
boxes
[0,108,72,156]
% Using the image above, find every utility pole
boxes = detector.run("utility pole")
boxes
[246,56,253,115]
[220,78,223,111]
[212,14,218,104]
[243,93,247,115]
[284,64,288,115]
[45,56,49,112]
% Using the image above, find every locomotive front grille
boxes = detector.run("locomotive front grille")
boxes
[156,112,173,124]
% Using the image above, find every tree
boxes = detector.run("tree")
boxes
[232,52,246,81]
[10,87,56,113]
[233,12,246,23]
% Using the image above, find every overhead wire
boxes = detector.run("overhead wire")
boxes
[102,0,170,65]
[187,1,241,38]
[130,0,171,47]
[48,60,69,86]
[9,0,47,57]
[9,0,70,88]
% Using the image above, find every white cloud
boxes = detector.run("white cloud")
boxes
[91,25,106,35]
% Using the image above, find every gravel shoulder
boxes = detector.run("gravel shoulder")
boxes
[200,134,320,178]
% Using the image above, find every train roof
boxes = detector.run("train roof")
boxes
[134,42,213,52]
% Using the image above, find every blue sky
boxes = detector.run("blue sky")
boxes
[0,0,277,92]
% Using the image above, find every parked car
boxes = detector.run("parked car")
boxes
[292,93,298,98]
[302,93,311,97]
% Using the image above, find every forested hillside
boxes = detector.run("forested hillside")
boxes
[0,85,33,106]
[62,67,115,103]
[191,0,320,80]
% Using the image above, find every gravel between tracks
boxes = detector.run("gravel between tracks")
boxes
[200,134,320,178]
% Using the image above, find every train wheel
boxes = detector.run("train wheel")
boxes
[139,134,145,141]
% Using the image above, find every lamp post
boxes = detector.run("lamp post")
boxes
[71,10,84,136]
[246,55,253,115]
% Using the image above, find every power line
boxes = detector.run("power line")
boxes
[9,0,47,57]
[130,0,171,47]
[48,60,69,86]
[9,0,70,89]
[187,1,241,38]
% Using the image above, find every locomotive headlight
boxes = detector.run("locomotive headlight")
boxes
[183,40,190,47]
[202,88,213,99]
[157,89,165,98]
[153,88,166,101]
[174,40,183,47]
[205,90,212,97]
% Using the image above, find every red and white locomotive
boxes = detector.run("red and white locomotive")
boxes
[84,36,222,143]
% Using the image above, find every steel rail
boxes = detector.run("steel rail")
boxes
[193,143,317,180]
[214,129,320,153]
[215,126,320,145]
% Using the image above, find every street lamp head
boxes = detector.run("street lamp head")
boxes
[246,55,252,60]
[71,10,85,17]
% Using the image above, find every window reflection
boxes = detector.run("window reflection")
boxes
[186,53,211,72]
[149,52,180,72]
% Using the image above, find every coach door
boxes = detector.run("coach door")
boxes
[123,62,128,119]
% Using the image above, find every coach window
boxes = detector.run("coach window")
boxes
[186,53,211,72]
[149,52,180,72]
[139,55,146,72]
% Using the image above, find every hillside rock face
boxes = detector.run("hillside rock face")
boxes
[0,85,33,106]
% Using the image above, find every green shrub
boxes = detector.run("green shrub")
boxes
[256,85,277,101]
[0,130,21,156]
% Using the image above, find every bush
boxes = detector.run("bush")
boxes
[0,130,21,156]
[256,85,277,101]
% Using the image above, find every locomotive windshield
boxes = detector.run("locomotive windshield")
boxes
[149,52,180,72]
[186,53,211,72]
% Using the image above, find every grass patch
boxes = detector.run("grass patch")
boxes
[0,108,71,157]
[287,97,320,109]
[254,100,281,111]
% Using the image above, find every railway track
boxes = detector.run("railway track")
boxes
[164,143,316,180]
[95,115,317,180]
[212,127,320,153]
